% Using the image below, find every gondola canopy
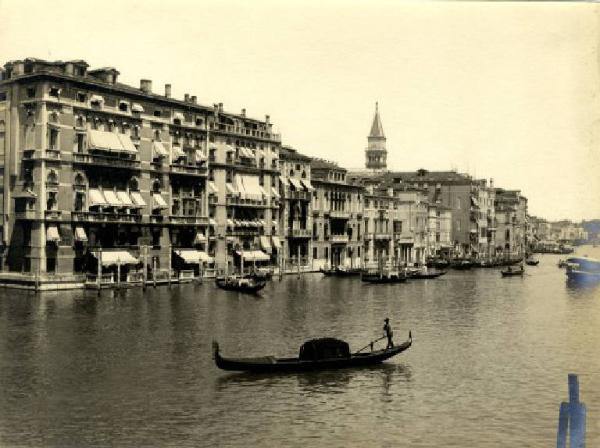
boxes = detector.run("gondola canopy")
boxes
[299,338,350,361]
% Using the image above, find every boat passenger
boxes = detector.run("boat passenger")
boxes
[383,318,394,349]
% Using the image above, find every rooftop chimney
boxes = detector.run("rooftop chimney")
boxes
[218,102,223,112]
[165,84,171,98]
[140,79,152,94]
[191,95,197,104]
[184,93,190,102]
[265,115,270,124]
[241,108,246,117]
[490,178,494,188]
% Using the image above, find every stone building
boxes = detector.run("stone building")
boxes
[494,189,528,259]
[0,57,280,285]
[310,159,363,270]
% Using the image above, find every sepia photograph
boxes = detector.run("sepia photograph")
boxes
[0,0,599,446]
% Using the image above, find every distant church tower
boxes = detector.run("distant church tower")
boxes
[365,102,387,170]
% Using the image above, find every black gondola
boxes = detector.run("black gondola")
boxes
[409,270,446,280]
[319,267,362,277]
[525,259,539,266]
[501,268,524,277]
[215,276,266,293]
[361,272,407,283]
[450,259,473,270]
[213,332,412,373]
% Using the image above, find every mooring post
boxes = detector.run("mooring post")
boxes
[557,373,586,448]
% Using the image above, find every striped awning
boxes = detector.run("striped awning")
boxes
[153,141,169,157]
[89,189,107,207]
[46,225,60,243]
[236,250,270,262]
[74,226,88,242]
[152,193,168,209]
[130,192,146,208]
[92,250,139,266]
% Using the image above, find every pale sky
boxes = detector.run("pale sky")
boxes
[1,0,599,221]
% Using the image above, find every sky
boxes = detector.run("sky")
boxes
[1,0,599,221]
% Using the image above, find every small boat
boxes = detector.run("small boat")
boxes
[525,258,539,266]
[565,256,600,284]
[451,259,473,270]
[501,267,524,277]
[558,259,568,268]
[213,332,412,373]
[426,258,450,269]
[409,270,446,280]
[361,271,407,284]
[215,275,266,293]
[319,266,362,277]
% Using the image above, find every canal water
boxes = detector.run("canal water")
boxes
[1,247,599,447]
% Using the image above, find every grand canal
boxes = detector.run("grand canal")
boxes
[1,247,599,447]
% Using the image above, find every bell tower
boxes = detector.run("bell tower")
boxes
[365,102,387,170]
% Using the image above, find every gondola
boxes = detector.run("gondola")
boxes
[450,259,473,270]
[361,272,407,284]
[319,267,362,277]
[525,259,539,266]
[213,332,412,373]
[501,268,524,277]
[409,270,446,280]
[215,276,266,293]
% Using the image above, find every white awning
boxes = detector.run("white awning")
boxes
[93,250,139,266]
[301,179,314,191]
[271,187,280,199]
[260,236,272,252]
[175,249,212,264]
[131,103,144,112]
[152,193,168,209]
[89,189,107,207]
[271,236,281,249]
[289,177,303,190]
[153,141,168,157]
[88,130,125,152]
[130,192,146,208]
[103,190,123,207]
[209,218,217,226]
[46,225,60,242]
[227,219,235,227]
[235,176,246,198]
[208,182,218,194]
[258,186,268,197]
[173,112,185,122]
[225,144,235,153]
[90,94,104,104]
[116,191,134,207]
[172,146,186,159]
[272,220,278,227]
[240,175,262,200]
[239,147,254,158]
[193,232,206,245]
[236,250,270,262]
[74,226,87,242]
[226,182,238,196]
[471,196,479,207]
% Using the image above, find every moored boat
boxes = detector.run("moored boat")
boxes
[409,269,446,280]
[213,332,412,373]
[361,271,407,284]
[319,266,362,277]
[525,258,539,266]
[215,275,266,293]
[451,259,473,270]
[501,267,524,277]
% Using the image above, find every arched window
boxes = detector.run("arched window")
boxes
[75,115,85,128]
[301,170,306,179]
[129,177,139,191]
[48,111,60,124]
[47,170,58,185]
[154,129,161,141]
[74,173,85,186]
[152,179,161,193]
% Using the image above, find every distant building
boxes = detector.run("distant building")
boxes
[494,189,528,258]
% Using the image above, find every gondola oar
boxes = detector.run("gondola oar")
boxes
[356,336,386,353]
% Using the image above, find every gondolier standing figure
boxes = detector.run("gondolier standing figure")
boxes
[383,318,394,349]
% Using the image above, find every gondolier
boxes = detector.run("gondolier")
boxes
[383,318,394,349]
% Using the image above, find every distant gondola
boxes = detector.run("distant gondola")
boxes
[409,270,446,280]
[361,272,407,284]
[319,267,362,277]
[525,259,539,266]
[451,259,473,270]
[501,268,524,277]
[213,332,412,373]
[215,276,266,293]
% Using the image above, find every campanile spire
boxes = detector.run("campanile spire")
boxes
[365,102,387,170]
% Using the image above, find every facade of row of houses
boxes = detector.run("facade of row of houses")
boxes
[0,58,530,287]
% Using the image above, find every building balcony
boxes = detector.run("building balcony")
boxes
[329,211,350,219]
[169,163,208,177]
[14,210,38,220]
[149,214,165,224]
[168,215,209,225]
[45,210,62,220]
[330,234,349,244]
[394,233,415,244]
[288,228,311,239]
[72,211,143,224]
[226,197,268,208]
[73,152,141,170]
[374,233,392,240]
[284,191,311,201]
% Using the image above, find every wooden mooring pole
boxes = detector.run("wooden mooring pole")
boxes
[557,374,586,448]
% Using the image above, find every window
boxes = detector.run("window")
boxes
[456,198,461,210]
[74,192,85,211]
[77,92,87,102]
[358,247,361,257]
[119,101,129,112]
[76,133,85,153]
[0,91,6,102]
[154,129,161,141]
[49,128,59,150]
[324,247,329,259]
[154,109,162,117]
[196,117,202,126]
[49,87,60,98]
[313,247,317,259]
[47,192,58,210]
[27,87,36,98]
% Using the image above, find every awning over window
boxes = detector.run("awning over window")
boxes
[175,249,213,264]
[173,112,184,122]
[471,196,479,207]
[236,250,270,262]
[172,146,186,159]
[260,236,272,253]
[271,236,281,249]
[90,94,104,104]
[88,130,137,154]
[153,141,168,157]
[239,175,262,200]
[103,190,123,207]
[74,226,87,242]
[116,191,134,207]
[89,189,107,207]
[131,103,144,112]
[239,147,254,158]
[92,250,139,266]
[271,187,280,199]
[289,177,303,190]
[301,179,314,191]
[130,192,146,208]
[209,218,217,226]
[208,182,218,194]
[46,225,60,242]
[225,144,235,153]
[226,183,238,196]
[152,193,168,209]
[195,149,206,162]
[258,186,268,197]
[272,220,278,228]
[227,219,235,227]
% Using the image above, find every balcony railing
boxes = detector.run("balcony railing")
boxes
[169,163,208,176]
[394,232,414,243]
[284,190,311,201]
[289,228,311,238]
[73,152,141,169]
[329,210,350,219]
[72,211,143,223]
[226,197,268,208]
[330,234,349,243]
[169,215,209,225]
[14,210,37,220]
[45,210,62,220]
